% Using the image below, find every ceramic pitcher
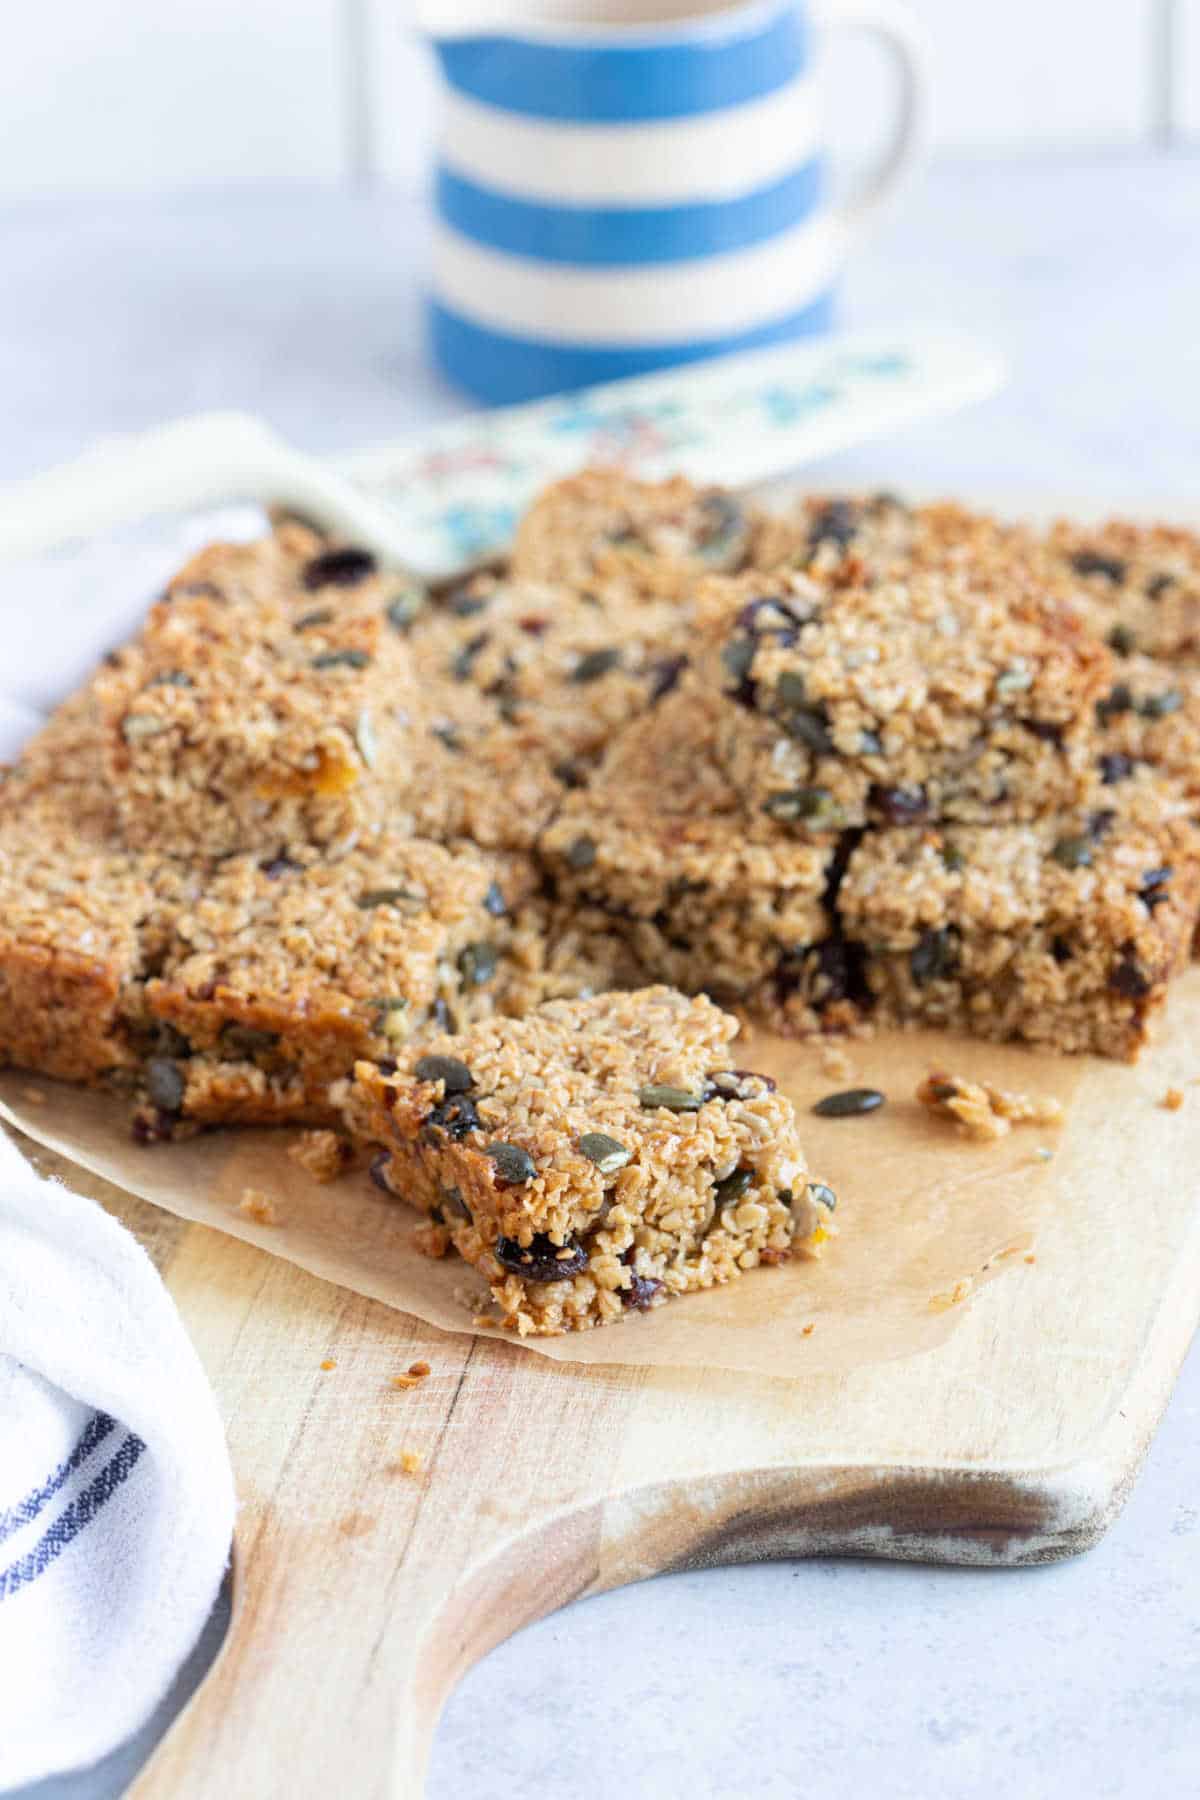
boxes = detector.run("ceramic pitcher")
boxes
[422,0,930,403]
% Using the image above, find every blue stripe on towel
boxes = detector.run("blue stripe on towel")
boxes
[434,10,808,122]
[0,1411,116,1545]
[435,160,824,268]
[0,1433,146,1601]
[429,289,836,405]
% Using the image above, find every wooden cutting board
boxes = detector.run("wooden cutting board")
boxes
[9,979,1200,1800]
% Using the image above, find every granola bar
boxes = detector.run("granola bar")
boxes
[697,558,1112,831]
[837,785,1200,1059]
[536,686,849,1029]
[135,834,535,1134]
[1043,516,1200,665]
[339,987,829,1335]
[93,524,420,858]
[398,570,688,849]
[510,468,761,601]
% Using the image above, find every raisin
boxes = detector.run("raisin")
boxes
[1107,624,1137,656]
[622,1272,664,1311]
[1146,573,1176,600]
[1070,550,1126,583]
[1098,752,1134,785]
[648,655,687,703]
[131,1106,179,1145]
[910,927,957,985]
[705,1068,777,1099]
[869,784,928,825]
[1109,951,1151,998]
[1023,719,1065,747]
[1096,684,1134,725]
[1051,936,1074,964]
[808,499,859,551]
[494,1233,588,1281]
[413,1054,475,1092]
[303,547,377,589]
[423,1092,480,1141]
[260,853,301,879]
[368,1150,393,1194]
[1139,866,1173,910]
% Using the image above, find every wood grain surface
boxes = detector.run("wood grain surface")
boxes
[8,973,1200,1798]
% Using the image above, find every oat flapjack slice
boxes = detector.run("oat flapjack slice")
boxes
[339,986,831,1336]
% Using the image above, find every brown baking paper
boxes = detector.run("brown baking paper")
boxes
[0,1024,1080,1379]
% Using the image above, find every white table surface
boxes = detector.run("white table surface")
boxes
[5,153,1200,1800]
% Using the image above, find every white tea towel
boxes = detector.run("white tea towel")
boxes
[0,1128,236,1789]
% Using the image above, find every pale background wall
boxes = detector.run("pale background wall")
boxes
[1,1,1198,198]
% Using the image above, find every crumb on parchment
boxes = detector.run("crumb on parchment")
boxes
[917,1069,1065,1142]
[238,1187,279,1225]
[1162,1087,1184,1111]
[21,1086,46,1106]
[320,1358,337,1371]
[288,1128,353,1182]
[397,1450,424,1476]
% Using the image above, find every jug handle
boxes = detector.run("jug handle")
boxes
[813,0,932,241]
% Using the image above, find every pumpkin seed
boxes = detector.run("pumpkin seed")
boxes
[638,1084,704,1112]
[1051,834,1093,870]
[713,1166,754,1205]
[488,1141,537,1184]
[572,647,621,683]
[357,885,421,909]
[311,649,370,671]
[145,1057,186,1114]
[293,607,334,632]
[808,1182,838,1211]
[812,1087,885,1118]
[565,835,597,870]
[458,942,498,986]
[578,1132,632,1174]
[414,1053,474,1092]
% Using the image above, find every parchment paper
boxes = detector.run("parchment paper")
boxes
[0,1024,1080,1379]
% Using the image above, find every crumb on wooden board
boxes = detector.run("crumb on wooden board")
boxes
[238,1187,279,1226]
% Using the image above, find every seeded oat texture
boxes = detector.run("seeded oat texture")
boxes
[338,987,828,1335]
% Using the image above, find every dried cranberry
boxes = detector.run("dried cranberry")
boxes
[303,547,377,589]
[494,1233,588,1281]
